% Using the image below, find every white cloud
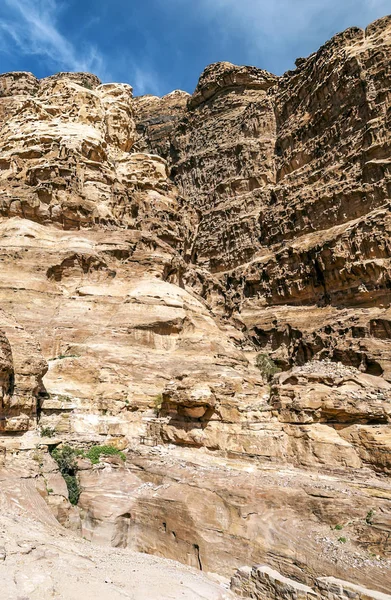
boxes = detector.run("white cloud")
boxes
[0,0,389,93]
[0,0,109,77]
[183,0,390,34]
[0,0,165,94]
[163,0,390,72]
[132,66,161,96]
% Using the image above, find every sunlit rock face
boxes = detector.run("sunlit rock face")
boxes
[1,15,391,600]
[0,69,263,442]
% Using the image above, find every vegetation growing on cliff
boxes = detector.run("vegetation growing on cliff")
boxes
[50,444,126,503]
[51,445,83,505]
[255,353,280,382]
[86,445,126,464]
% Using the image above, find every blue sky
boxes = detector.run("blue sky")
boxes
[0,0,390,97]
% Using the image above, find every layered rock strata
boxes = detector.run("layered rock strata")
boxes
[0,13,391,599]
[140,15,391,471]
[2,443,391,593]
[0,309,46,432]
[0,459,232,600]
[78,447,391,592]
[0,70,262,443]
[231,564,391,600]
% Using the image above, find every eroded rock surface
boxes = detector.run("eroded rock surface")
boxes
[0,72,261,445]
[231,565,391,600]
[0,13,391,599]
[0,459,232,600]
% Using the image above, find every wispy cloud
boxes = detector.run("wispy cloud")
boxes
[132,66,162,96]
[0,0,109,77]
[0,0,165,94]
[163,0,391,72]
[0,0,389,94]
[178,0,391,37]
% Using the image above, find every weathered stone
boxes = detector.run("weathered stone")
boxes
[0,14,391,600]
[231,565,391,600]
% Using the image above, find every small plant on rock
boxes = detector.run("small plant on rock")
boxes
[334,524,343,531]
[255,353,280,383]
[153,393,163,415]
[86,445,126,465]
[338,537,347,544]
[50,445,83,505]
[51,445,83,473]
[32,448,43,464]
[366,509,375,525]
[40,425,56,438]
[62,474,80,505]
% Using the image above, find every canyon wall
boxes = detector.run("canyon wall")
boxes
[0,14,391,598]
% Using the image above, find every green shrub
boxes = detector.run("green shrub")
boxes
[255,353,281,382]
[153,393,163,414]
[51,445,83,474]
[51,444,125,504]
[86,445,126,465]
[366,509,375,525]
[334,524,343,530]
[50,445,83,505]
[338,537,347,543]
[63,474,80,505]
[40,425,56,438]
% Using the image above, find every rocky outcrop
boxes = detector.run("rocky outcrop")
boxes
[0,457,231,600]
[0,214,262,443]
[133,90,190,160]
[0,71,265,446]
[231,565,391,600]
[165,17,391,382]
[0,13,391,599]
[170,62,278,272]
[1,18,390,470]
[155,359,391,473]
[231,565,318,599]
[133,16,391,473]
[0,309,46,432]
[2,436,391,594]
[0,71,185,239]
[74,446,391,592]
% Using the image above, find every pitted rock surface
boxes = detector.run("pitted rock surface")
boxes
[0,14,391,599]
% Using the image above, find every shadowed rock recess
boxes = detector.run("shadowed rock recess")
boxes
[1,15,391,600]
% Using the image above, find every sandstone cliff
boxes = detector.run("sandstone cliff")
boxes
[0,14,391,600]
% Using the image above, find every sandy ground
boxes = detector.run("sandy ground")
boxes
[0,512,233,600]
[0,471,234,600]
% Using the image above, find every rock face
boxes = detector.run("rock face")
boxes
[0,71,262,444]
[76,447,391,593]
[0,13,391,599]
[0,309,46,432]
[231,565,391,600]
[0,460,232,600]
[133,90,190,160]
[171,62,278,272]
